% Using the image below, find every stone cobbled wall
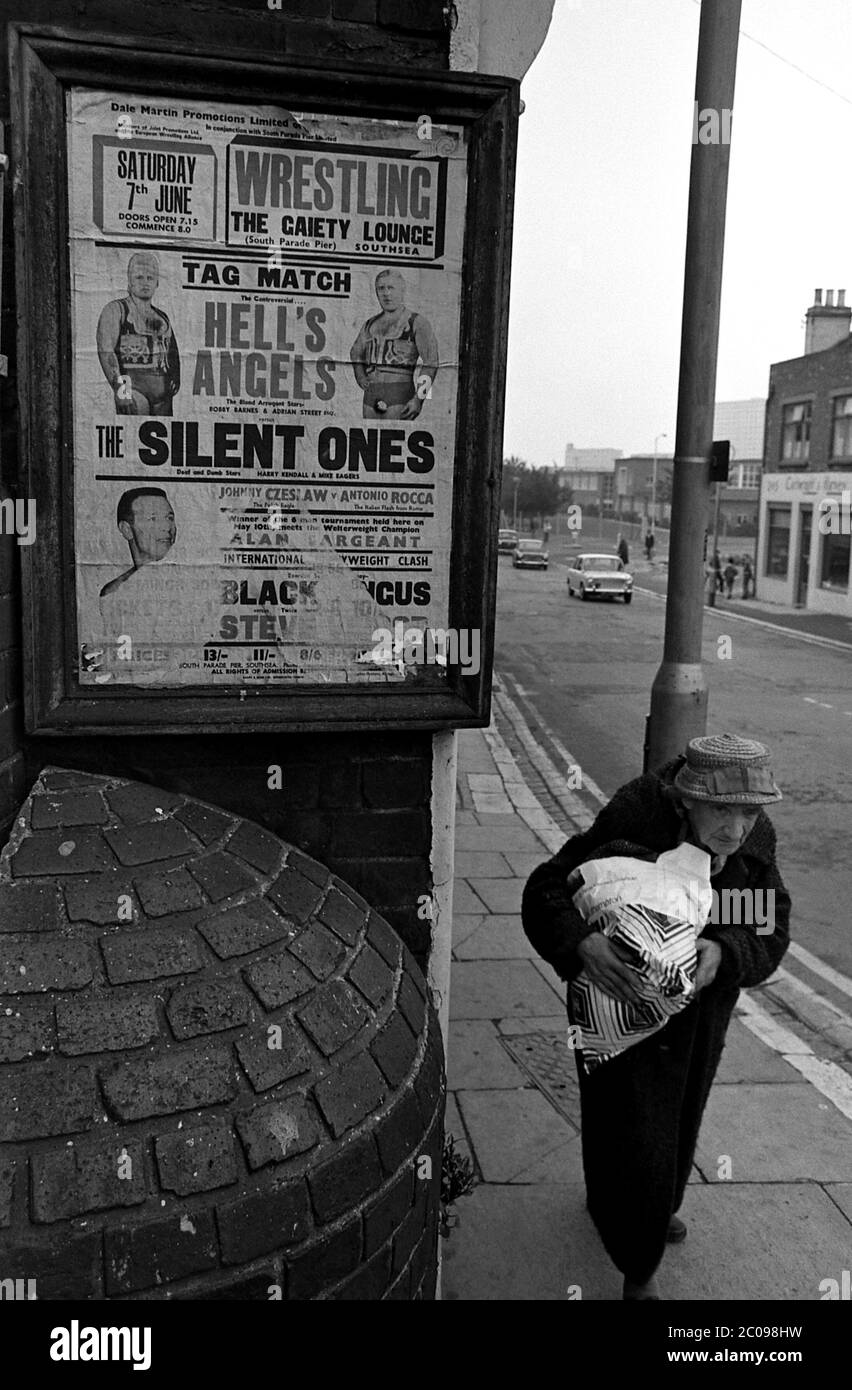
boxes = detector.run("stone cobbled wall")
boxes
[0,768,444,1300]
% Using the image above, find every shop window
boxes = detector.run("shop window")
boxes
[831,395,852,460]
[765,506,791,576]
[820,532,851,590]
[781,402,811,462]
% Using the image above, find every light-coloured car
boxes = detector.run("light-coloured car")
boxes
[498,528,518,554]
[566,553,633,603]
[513,538,549,570]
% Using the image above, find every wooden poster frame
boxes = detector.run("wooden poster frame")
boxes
[9,24,518,735]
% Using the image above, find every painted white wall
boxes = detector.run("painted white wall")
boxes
[451,0,556,79]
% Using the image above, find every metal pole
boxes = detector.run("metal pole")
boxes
[650,432,667,540]
[645,0,741,773]
[512,478,519,531]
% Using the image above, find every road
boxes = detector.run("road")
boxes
[492,551,852,981]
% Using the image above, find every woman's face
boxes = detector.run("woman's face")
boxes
[681,797,760,856]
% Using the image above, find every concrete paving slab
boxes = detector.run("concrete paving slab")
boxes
[696,1083,852,1182]
[457,733,498,774]
[457,1087,578,1182]
[499,1016,567,1035]
[454,917,536,961]
[824,1184,852,1225]
[448,1021,527,1089]
[504,851,549,877]
[467,878,525,914]
[449,960,564,1019]
[529,956,567,997]
[470,795,514,814]
[453,851,515,878]
[452,880,489,915]
[455,825,543,852]
[468,774,504,793]
[509,1133,584,1183]
[716,1017,802,1084]
[454,810,478,824]
[444,1092,472,1166]
[667,1183,852,1300]
[451,913,486,948]
[441,1185,622,1301]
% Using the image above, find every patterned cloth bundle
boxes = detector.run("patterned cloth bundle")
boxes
[567,843,713,1073]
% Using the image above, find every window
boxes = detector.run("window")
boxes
[781,402,811,462]
[831,396,852,459]
[765,506,791,576]
[617,466,628,493]
[820,532,851,590]
[738,463,761,488]
[600,475,614,501]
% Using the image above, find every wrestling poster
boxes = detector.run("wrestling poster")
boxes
[66,89,465,687]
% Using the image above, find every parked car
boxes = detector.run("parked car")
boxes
[513,538,549,570]
[566,553,633,603]
[498,528,518,554]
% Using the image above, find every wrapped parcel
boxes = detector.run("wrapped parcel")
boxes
[567,843,713,1072]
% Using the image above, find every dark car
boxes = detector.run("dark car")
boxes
[513,538,549,570]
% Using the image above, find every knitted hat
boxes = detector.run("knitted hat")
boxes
[671,733,782,805]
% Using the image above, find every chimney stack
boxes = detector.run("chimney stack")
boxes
[804,285,851,354]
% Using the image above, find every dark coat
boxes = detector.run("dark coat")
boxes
[522,755,791,989]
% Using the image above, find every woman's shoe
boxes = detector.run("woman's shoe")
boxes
[666,1215,687,1244]
[623,1275,660,1300]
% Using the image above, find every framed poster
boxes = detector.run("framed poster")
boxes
[9,28,518,733]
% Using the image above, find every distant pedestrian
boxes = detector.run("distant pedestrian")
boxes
[644,531,655,562]
[616,533,629,566]
[723,557,737,599]
[543,520,552,542]
[742,557,754,599]
[713,552,724,593]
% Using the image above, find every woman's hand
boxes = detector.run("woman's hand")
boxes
[694,938,723,991]
[576,932,643,1005]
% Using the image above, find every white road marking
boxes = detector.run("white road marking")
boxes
[633,586,852,652]
[770,965,852,1032]
[499,671,608,807]
[736,992,852,1122]
[788,941,852,1002]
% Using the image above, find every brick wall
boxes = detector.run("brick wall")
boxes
[766,336,852,472]
[26,731,435,973]
[0,0,451,967]
[0,770,444,1299]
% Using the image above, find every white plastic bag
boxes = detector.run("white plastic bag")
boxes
[567,843,713,1072]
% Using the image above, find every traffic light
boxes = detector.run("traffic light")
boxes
[710,439,730,484]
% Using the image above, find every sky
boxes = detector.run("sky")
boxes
[503,0,852,466]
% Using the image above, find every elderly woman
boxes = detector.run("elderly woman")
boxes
[522,733,791,1300]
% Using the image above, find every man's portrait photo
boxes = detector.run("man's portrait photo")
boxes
[96,252,181,416]
[350,269,439,420]
[99,487,176,603]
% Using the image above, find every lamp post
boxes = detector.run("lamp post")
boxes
[645,0,742,774]
[651,432,667,532]
[512,477,519,531]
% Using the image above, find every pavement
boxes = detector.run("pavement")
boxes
[440,706,852,1302]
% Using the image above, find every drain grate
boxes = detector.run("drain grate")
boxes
[502,1030,582,1129]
